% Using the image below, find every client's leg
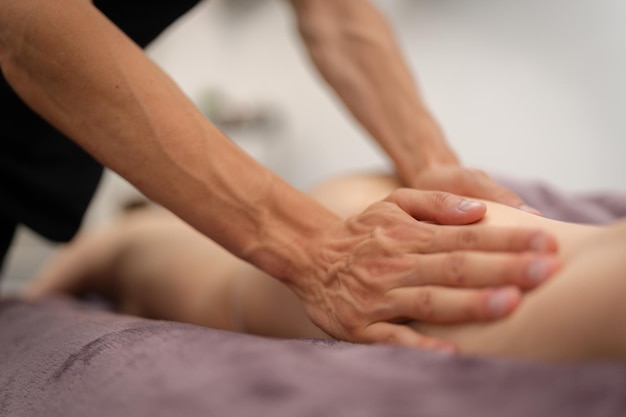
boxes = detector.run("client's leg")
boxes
[28,208,244,330]
[415,220,626,362]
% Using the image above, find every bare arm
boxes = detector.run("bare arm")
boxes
[0,0,328,279]
[287,0,531,209]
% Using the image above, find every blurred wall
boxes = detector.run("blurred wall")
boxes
[148,0,626,192]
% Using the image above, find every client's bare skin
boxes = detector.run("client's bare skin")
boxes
[28,174,626,363]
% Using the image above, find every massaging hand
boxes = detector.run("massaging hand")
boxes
[295,189,559,350]
[403,163,541,215]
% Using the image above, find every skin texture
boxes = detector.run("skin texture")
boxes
[2,0,543,346]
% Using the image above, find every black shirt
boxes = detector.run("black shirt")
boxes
[0,0,202,269]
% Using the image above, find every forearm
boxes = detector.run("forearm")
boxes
[0,0,337,282]
[288,0,458,184]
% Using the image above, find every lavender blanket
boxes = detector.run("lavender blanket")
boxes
[1,178,626,417]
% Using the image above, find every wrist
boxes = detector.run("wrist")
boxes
[240,186,341,288]
[392,113,460,186]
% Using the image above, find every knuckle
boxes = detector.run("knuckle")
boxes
[368,296,393,320]
[501,229,526,251]
[457,228,480,249]
[416,288,435,320]
[414,224,437,251]
[385,188,410,206]
[431,191,455,211]
[501,254,532,285]
[444,252,466,285]
[334,296,370,333]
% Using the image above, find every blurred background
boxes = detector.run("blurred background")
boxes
[2,0,625,294]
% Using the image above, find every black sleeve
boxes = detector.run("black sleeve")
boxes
[0,0,202,268]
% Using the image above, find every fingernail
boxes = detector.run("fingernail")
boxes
[519,204,543,216]
[529,233,549,251]
[458,199,484,212]
[527,258,551,285]
[488,289,518,317]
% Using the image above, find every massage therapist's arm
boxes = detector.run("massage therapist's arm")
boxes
[288,0,533,210]
[0,0,557,347]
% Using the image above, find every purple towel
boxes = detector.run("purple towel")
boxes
[496,175,626,224]
[1,178,626,417]
[1,297,625,417]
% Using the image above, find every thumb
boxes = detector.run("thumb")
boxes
[386,188,487,225]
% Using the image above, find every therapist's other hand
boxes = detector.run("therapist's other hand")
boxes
[406,164,542,215]
[295,188,558,350]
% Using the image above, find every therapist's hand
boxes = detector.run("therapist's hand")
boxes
[405,163,542,215]
[294,188,558,350]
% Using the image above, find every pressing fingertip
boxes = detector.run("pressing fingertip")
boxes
[526,256,561,287]
[487,287,522,318]
[529,232,559,253]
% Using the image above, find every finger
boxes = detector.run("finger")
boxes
[360,321,457,352]
[417,225,559,254]
[398,252,561,290]
[386,188,487,225]
[385,285,523,324]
